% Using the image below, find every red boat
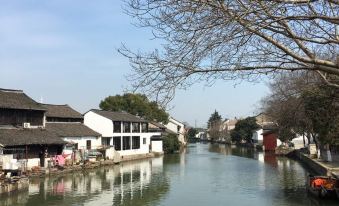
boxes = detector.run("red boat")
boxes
[307,175,338,199]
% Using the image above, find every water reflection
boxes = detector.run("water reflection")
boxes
[1,143,339,206]
[207,143,338,206]
[0,157,169,206]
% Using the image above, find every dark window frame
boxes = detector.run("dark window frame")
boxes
[122,136,131,150]
[113,136,122,151]
[141,123,148,133]
[123,122,131,133]
[132,122,140,133]
[132,136,140,149]
[113,121,121,133]
[86,140,91,150]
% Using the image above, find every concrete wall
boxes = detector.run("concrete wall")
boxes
[62,136,102,150]
[252,129,263,144]
[117,133,152,157]
[295,151,328,175]
[151,140,163,153]
[291,135,308,149]
[84,111,113,137]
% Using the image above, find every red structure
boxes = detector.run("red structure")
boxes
[262,131,278,151]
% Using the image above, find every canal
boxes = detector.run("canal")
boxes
[1,143,338,206]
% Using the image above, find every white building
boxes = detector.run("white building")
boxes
[84,109,162,158]
[291,134,310,149]
[165,117,186,145]
[252,128,264,145]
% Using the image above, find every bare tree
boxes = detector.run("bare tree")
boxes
[120,0,339,105]
[260,71,317,142]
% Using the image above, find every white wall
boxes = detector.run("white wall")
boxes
[292,134,308,149]
[151,140,163,153]
[62,136,102,150]
[165,117,186,145]
[252,129,263,144]
[117,133,153,156]
[84,111,113,137]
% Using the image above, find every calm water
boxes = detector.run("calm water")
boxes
[1,143,338,206]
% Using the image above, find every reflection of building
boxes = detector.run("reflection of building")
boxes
[11,157,166,206]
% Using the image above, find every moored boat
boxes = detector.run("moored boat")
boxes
[307,175,338,199]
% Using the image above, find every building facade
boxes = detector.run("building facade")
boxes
[0,88,66,169]
[84,109,162,157]
[43,104,101,152]
[165,117,186,145]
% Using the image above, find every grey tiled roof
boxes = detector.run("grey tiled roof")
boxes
[0,128,66,146]
[42,104,83,119]
[46,123,100,137]
[89,109,148,123]
[0,88,46,111]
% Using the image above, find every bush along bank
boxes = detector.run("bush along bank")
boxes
[163,134,180,154]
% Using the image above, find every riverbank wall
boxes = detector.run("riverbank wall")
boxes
[28,152,158,178]
[293,150,329,175]
[293,150,339,177]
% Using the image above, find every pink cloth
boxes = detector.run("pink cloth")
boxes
[54,155,65,166]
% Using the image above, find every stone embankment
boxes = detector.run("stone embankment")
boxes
[294,150,339,177]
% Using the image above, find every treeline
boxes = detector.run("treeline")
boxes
[260,72,339,148]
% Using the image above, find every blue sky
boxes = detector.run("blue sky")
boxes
[0,0,270,128]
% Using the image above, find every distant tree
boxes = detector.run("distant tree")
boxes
[163,133,180,154]
[207,110,222,128]
[207,110,222,142]
[261,72,313,142]
[231,117,259,143]
[187,128,198,139]
[208,122,222,142]
[99,93,169,124]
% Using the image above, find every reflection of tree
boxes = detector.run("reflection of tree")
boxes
[208,144,256,159]
[163,153,181,165]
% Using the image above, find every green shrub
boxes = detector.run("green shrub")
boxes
[163,134,180,154]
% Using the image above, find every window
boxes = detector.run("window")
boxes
[123,136,131,150]
[143,138,147,145]
[132,136,140,149]
[74,143,78,150]
[177,125,181,133]
[113,136,121,151]
[132,122,140,133]
[141,123,148,133]
[123,122,131,133]
[113,121,121,133]
[86,140,91,150]
[102,137,111,146]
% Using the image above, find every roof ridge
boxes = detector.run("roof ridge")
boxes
[0,88,24,93]
[41,103,68,106]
